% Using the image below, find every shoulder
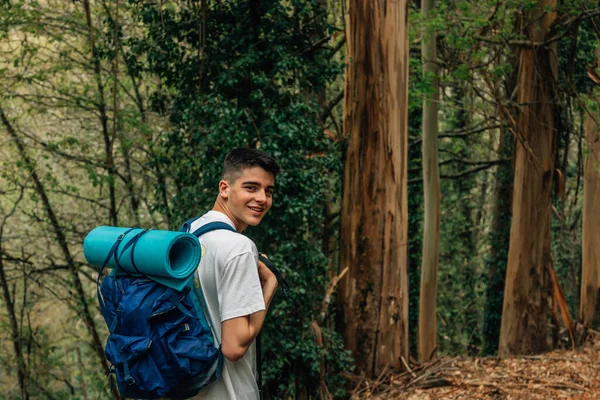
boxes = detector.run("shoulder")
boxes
[188,211,258,258]
[202,229,258,263]
[211,230,256,251]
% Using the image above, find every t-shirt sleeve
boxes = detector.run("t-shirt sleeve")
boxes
[219,250,266,322]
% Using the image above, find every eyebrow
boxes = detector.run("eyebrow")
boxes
[242,181,275,190]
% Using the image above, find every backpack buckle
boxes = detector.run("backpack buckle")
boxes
[122,361,136,385]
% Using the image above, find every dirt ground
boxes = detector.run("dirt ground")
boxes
[349,338,600,399]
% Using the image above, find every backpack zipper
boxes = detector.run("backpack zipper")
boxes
[148,294,189,319]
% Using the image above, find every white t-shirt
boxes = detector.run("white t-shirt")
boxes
[189,211,265,400]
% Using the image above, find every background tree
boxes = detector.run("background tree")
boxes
[0,182,28,399]
[3,0,600,397]
[580,50,600,328]
[418,0,441,362]
[338,0,410,376]
[499,0,558,356]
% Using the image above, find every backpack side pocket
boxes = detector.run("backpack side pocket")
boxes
[149,289,219,379]
[105,334,169,398]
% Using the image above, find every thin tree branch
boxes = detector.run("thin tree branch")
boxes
[329,35,346,58]
[475,8,600,47]
[411,124,504,145]
[320,91,344,122]
[409,162,503,185]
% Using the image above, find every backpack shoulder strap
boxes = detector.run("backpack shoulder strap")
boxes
[190,221,236,237]
[179,216,200,233]
[179,216,236,237]
[182,219,236,348]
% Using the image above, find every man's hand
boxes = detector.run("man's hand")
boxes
[258,257,278,290]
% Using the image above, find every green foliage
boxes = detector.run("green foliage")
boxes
[437,154,484,355]
[482,131,512,356]
[407,59,424,358]
[3,0,600,397]
[551,211,582,330]
[124,0,351,396]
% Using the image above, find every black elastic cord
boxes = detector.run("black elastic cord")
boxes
[258,254,290,297]
[96,228,137,315]
[257,332,262,400]
[116,228,152,276]
[255,255,290,400]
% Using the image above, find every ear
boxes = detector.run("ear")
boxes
[218,179,230,200]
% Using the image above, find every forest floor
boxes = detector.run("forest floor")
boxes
[351,335,600,399]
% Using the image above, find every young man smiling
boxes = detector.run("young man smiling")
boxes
[188,148,280,400]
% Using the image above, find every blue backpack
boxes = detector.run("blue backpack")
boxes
[97,221,235,399]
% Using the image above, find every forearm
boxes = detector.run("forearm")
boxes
[246,280,277,338]
[221,279,278,360]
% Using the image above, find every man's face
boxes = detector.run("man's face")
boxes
[220,166,275,231]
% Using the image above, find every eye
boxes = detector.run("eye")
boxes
[245,186,257,192]
[266,189,274,196]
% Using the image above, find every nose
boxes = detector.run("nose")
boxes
[255,189,267,204]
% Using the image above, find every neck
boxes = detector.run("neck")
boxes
[212,198,247,233]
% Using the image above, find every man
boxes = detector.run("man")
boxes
[188,148,280,399]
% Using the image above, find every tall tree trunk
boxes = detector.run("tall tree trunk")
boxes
[580,90,600,327]
[418,0,440,362]
[338,0,410,377]
[0,108,122,400]
[499,1,558,356]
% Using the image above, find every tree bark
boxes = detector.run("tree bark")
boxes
[499,1,558,356]
[580,93,600,327]
[338,0,410,377]
[418,0,440,362]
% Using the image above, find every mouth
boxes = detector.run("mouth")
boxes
[248,206,264,214]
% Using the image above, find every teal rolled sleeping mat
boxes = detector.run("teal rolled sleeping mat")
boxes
[83,226,201,291]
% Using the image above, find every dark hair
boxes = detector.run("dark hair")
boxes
[222,148,281,181]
